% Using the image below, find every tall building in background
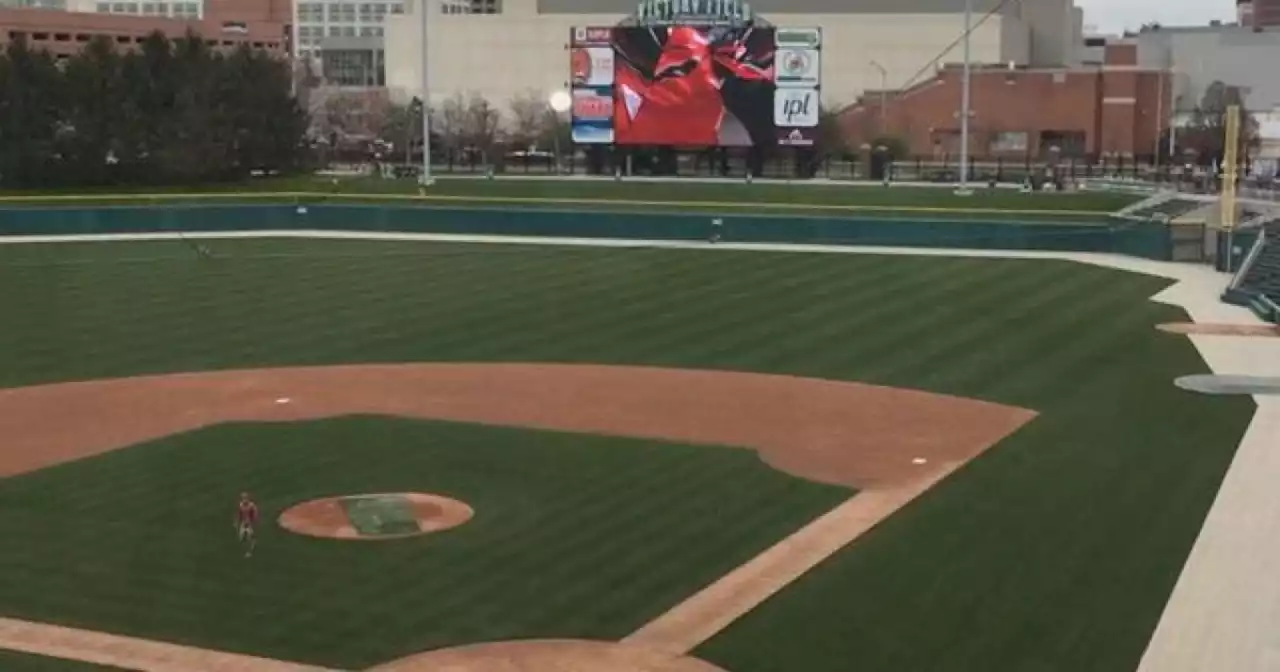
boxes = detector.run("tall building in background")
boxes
[384,0,1085,112]
[294,0,403,61]
[0,1,288,57]
[63,0,204,19]
[207,0,291,23]
[0,0,66,8]
[1239,0,1280,27]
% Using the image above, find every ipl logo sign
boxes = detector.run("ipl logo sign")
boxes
[774,89,818,128]
[775,48,819,87]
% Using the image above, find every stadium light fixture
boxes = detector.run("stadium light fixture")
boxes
[548,90,572,113]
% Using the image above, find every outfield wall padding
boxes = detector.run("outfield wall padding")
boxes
[0,204,1173,259]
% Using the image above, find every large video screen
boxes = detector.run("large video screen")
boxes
[612,25,776,147]
[570,25,820,147]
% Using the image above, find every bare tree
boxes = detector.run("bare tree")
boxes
[462,93,502,163]
[507,89,549,151]
[310,89,392,142]
[435,93,469,155]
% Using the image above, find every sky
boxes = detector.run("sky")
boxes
[1076,0,1237,33]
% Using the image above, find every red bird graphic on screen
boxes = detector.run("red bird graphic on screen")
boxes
[614,26,773,147]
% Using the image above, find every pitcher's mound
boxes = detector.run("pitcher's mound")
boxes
[278,492,473,540]
[371,639,729,671]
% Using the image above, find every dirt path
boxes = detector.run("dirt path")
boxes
[0,617,334,672]
[1157,322,1280,337]
[0,363,1035,670]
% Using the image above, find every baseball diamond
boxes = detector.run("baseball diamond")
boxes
[0,227,1270,672]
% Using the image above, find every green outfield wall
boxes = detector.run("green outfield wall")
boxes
[0,203,1174,259]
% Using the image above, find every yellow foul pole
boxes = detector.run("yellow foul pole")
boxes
[1221,104,1241,272]
[1221,104,1241,232]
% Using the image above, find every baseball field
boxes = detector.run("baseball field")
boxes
[0,233,1253,670]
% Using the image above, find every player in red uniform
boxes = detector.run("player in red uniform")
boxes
[234,492,259,557]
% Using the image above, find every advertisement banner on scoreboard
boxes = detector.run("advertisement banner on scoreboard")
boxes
[777,127,815,146]
[571,86,615,144]
[570,26,612,46]
[773,87,818,128]
[774,47,820,88]
[775,26,821,48]
[571,46,615,87]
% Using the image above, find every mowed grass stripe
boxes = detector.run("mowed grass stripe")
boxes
[862,261,1126,391]
[621,253,930,366]
[733,257,1024,376]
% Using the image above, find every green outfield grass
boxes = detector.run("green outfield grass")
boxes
[0,175,1139,220]
[0,238,1253,671]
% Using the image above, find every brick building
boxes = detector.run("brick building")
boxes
[0,3,289,57]
[838,42,1170,159]
[1240,0,1280,28]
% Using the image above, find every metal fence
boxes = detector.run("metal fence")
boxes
[324,145,1280,193]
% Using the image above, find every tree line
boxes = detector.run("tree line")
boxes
[0,33,308,189]
[309,89,571,163]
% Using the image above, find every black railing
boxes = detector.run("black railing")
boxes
[323,146,1278,192]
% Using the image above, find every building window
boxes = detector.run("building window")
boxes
[328,25,342,36]
[321,48,384,87]
[298,2,324,21]
[141,2,155,13]
[390,3,403,13]
[989,131,1029,154]
[328,2,355,21]
[96,2,109,11]
[111,3,128,13]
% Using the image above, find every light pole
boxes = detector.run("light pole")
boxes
[548,90,572,174]
[405,97,422,167]
[418,0,432,186]
[958,0,972,194]
[869,60,887,135]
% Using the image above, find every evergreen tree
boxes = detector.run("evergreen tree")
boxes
[0,32,309,188]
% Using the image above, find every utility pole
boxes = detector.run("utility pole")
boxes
[419,0,433,186]
[870,60,887,135]
[958,0,972,193]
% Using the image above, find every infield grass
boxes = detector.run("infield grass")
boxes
[0,650,126,671]
[0,238,1253,671]
[0,418,847,667]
